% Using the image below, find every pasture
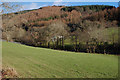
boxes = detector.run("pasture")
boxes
[2,41,118,78]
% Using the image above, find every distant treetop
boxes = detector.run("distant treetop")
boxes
[61,5,115,12]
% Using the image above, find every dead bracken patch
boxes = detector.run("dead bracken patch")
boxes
[1,67,18,78]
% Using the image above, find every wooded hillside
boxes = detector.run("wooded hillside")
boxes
[2,5,120,54]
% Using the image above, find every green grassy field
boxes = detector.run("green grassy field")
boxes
[2,41,118,78]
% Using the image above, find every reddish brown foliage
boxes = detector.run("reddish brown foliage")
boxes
[84,7,120,22]
[1,67,18,78]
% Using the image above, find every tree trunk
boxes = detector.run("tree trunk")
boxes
[87,48,89,53]
[52,42,54,49]
[104,49,106,54]
[40,43,42,46]
[62,36,64,49]
[104,43,106,54]
[78,42,80,52]
[60,38,62,46]
[56,37,59,48]
[89,46,92,53]
[86,42,89,53]
[112,34,115,46]
[48,42,50,48]
[75,36,78,52]
[93,46,96,53]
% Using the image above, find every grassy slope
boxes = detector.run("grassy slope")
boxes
[2,41,118,78]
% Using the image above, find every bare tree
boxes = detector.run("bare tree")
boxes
[43,20,69,48]
[0,2,22,14]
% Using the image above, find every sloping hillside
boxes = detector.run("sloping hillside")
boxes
[2,5,120,54]
[2,41,118,78]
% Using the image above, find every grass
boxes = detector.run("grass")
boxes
[2,41,118,78]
